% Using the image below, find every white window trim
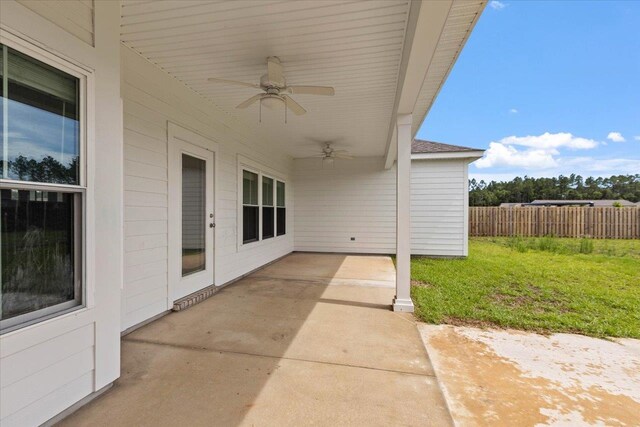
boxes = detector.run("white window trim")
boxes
[0,32,95,333]
[260,173,275,240]
[241,166,261,245]
[236,155,287,251]
[275,179,286,237]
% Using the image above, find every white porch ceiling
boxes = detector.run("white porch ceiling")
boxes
[121,0,411,158]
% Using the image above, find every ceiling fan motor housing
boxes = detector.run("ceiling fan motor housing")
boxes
[261,74,286,90]
[207,55,332,117]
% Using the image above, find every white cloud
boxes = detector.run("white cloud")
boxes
[498,132,599,151]
[475,143,557,169]
[634,135,640,141]
[607,132,626,142]
[489,1,507,10]
[509,108,518,114]
[475,132,599,169]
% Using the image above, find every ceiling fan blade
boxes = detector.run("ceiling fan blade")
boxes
[333,149,349,154]
[267,57,284,84]
[334,154,353,159]
[236,94,263,109]
[285,86,335,96]
[207,77,260,89]
[282,95,306,115]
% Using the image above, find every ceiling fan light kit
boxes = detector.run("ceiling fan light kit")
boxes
[322,156,335,168]
[207,56,334,123]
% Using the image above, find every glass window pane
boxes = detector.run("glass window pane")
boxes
[1,189,78,322]
[262,176,273,206]
[1,45,80,184]
[277,207,286,236]
[262,206,274,239]
[182,154,206,276]
[243,206,259,243]
[243,170,258,205]
[277,181,285,207]
[0,45,4,93]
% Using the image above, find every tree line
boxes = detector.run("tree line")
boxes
[469,174,640,206]
[6,155,78,184]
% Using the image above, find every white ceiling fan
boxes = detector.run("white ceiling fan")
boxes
[207,56,334,120]
[308,142,352,167]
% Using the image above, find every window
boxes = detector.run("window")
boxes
[242,170,259,243]
[276,181,286,236]
[262,176,274,239]
[239,162,286,246]
[1,43,84,332]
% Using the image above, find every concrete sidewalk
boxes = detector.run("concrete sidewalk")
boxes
[59,253,452,426]
[419,324,640,426]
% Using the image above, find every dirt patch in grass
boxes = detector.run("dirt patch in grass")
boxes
[411,279,432,288]
[491,284,571,314]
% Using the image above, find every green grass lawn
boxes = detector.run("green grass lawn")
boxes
[411,237,640,338]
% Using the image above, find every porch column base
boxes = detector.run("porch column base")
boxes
[392,297,414,312]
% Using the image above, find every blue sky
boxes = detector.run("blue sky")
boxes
[417,0,640,183]
[5,100,78,169]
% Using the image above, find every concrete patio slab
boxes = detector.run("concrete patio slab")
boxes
[253,253,397,286]
[59,253,451,426]
[418,324,640,427]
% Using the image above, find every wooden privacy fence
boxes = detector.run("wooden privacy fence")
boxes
[469,207,640,239]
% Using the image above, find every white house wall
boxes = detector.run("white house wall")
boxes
[16,0,94,46]
[293,156,469,257]
[411,159,467,256]
[293,157,397,254]
[0,1,121,426]
[121,45,294,331]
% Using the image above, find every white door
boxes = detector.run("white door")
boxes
[169,139,215,301]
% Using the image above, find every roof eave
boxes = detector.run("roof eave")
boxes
[384,1,487,169]
[411,150,484,161]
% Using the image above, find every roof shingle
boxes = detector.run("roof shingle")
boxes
[412,139,482,154]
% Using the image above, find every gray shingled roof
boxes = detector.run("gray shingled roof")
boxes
[412,139,483,154]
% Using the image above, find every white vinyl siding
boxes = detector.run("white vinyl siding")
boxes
[16,0,94,46]
[293,157,469,257]
[0,322,94,426]
[411,159,467,257]
[0,3,121,423]
[293,157,396,254]
[121,45,293,330]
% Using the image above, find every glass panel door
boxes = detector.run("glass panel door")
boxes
[181,154,206,276]
[169,135,214,302]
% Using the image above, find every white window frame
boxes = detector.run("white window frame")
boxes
[0,33,93,333]
[276,180,286,237]
[241,167,260,244]
[261,174,276,240]
[237,155,287,251]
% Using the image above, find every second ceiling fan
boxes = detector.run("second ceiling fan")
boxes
[207,56,335,118]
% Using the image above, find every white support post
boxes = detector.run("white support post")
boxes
[394,114,414,312]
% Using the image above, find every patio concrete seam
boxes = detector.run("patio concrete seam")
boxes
[124,337,437,378]
[248,275,395,288]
